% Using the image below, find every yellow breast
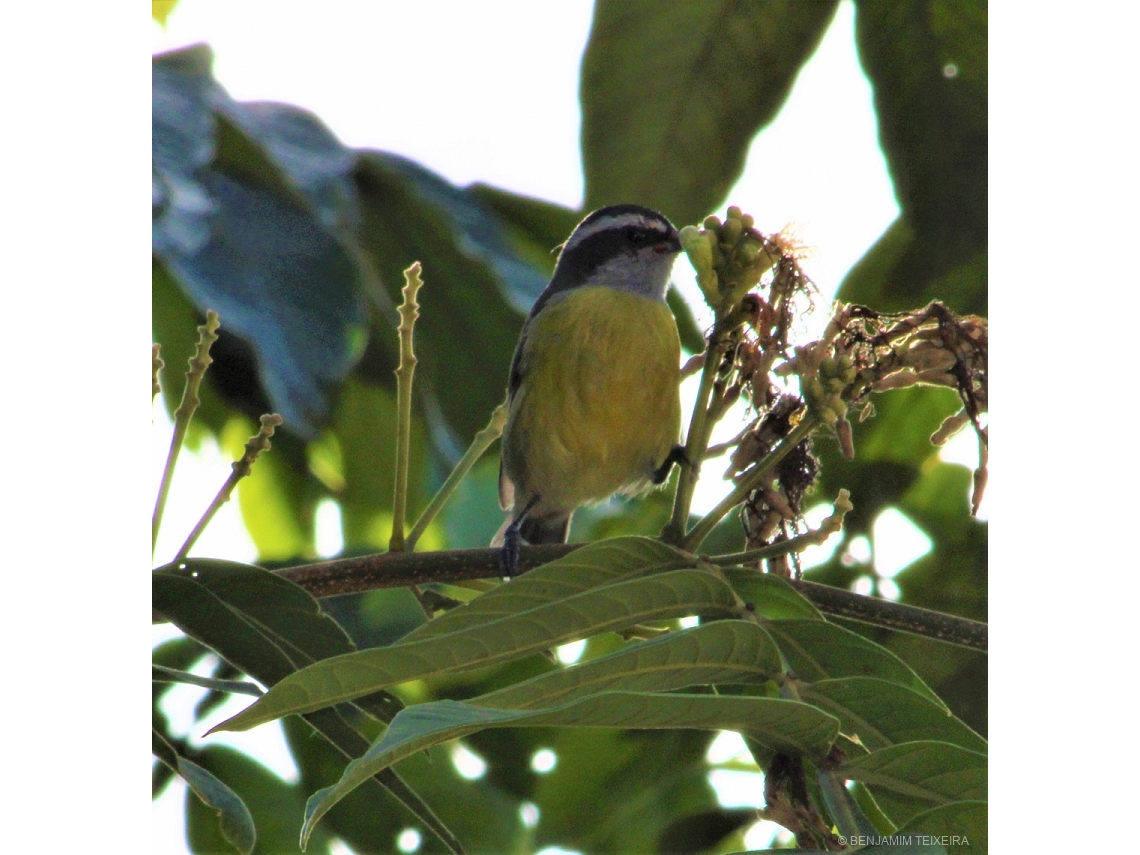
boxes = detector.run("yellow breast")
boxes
[502,286,682,513]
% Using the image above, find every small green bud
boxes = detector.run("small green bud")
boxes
[680,225,712,273]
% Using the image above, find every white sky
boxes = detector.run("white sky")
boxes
[148,2,982,852]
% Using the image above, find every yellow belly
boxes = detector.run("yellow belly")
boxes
[502,286,682,513]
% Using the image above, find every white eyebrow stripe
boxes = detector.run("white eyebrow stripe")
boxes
[563,212,671,252]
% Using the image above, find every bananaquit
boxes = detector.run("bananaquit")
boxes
[495,204,684,574]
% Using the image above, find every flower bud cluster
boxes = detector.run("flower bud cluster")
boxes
[680,206,778,318]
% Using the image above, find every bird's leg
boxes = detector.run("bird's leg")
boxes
[653,444,691,484]
[499,494,542,580]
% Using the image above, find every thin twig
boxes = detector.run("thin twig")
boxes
[152,344,164,401]
[219,544,990,652]
[153,311,220,555]
[389,262,423,553]
[173,414,283,564]
[406,403,508,552]
[681,416,818,552]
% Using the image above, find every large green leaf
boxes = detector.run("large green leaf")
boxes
[766,619,943,706]
[215,566,743,732]
[895,800,986,855]
[580,0,840,225]
[471,620,783,710]
[839,741,986,826]
[301,692,839,846]
[801,678,986,755]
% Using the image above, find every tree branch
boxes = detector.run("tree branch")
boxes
[270,545,987,653]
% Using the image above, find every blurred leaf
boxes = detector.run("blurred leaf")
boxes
[532,728,719,853]
[216,566,742,732]
[302,691,838,844]
[154,730,256,855]
[839,741,986,826]
[153,45,370,438]
[154,559,455,852]
[766,620,942,706]
[895,799,986,854]
[152,1,179,26]
[801,678,986,755]
[581,0,840,225]
[183,744,337,855]
[331,377,429,552]
[352,152,529,447]
[843,0,987,314]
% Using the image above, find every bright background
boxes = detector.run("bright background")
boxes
[151,2,986,852]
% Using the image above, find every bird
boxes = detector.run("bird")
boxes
[494,204,685,576]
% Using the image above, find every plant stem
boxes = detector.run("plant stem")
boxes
[406,403,508,552]
[663,321,735,544]
[173,414,282,564]
[153,311,220,556]
[681,416,818,552]
[389,263,423,553]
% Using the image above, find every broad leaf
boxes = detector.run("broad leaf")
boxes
[766,619,944,707]
[894,799,986,855]
[471,620,783,710]
[722,566,825,620]
[839,741,986,826]
[801,678,986,755]
[215,566,743,732]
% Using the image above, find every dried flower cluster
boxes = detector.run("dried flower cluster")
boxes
[682,207,988,573]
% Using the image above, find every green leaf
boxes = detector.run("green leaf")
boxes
[581,0,840,225]
[722,566,824,620]
[801,678,986,755]
[152,664,264,697]
[839,741,986,826]
[894,799,986,855]
[472,620,783,710]
[180,744,341,855]
[766,619,943,706]
[402,536,694,642]
[153,729,256,855]
[153,559,356,684]
[302,692,839,846]
[215,566,742,732]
